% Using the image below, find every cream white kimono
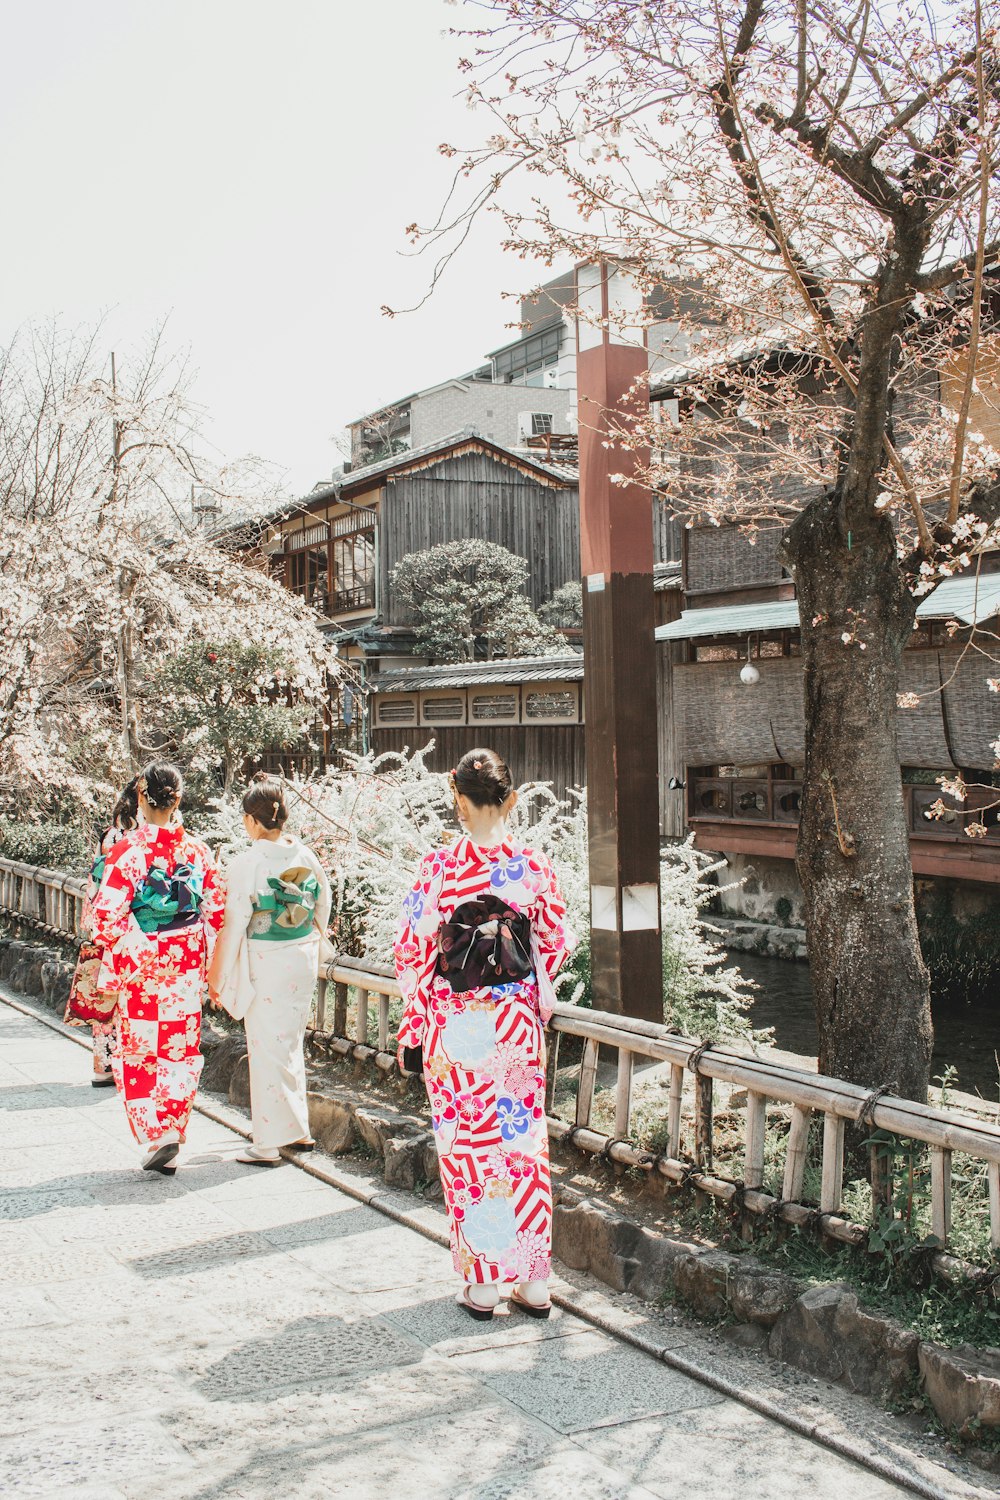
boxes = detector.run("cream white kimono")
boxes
[209,836,331,1150]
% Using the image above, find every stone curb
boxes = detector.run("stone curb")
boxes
[5,928,1000,1456]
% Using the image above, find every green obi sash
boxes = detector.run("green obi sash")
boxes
[131,863,204,933]
[249,867,321,942]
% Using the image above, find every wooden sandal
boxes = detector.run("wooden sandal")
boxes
[456,1286,496,1322]
[142,1142,179,1175]
[510,1285,551,1319]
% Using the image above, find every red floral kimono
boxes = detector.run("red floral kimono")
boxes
[90,823,224,1149]
[394,837,571,1286]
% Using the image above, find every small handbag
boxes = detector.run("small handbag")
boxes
[435,894,533,994]
[65,942,119,1025]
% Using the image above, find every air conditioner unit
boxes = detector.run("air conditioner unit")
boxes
[517,412,534,440]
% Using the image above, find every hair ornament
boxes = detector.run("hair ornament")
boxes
[473,760,483,769]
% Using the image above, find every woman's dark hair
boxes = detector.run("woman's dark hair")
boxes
[450,749,514,809]
[242,773,288,830]
[111,775,140,832]
[139,762,184,811]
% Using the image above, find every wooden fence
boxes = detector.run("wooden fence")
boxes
[4,854,999,1272]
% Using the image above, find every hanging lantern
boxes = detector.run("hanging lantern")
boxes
[740,637,760,686]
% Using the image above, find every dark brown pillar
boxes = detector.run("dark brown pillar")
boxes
[576,268,663,1021]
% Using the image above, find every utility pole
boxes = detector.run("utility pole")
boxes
[575,260,662,1021]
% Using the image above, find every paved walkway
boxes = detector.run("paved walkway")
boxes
[0,996,989,1500]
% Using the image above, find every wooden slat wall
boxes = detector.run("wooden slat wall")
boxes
[380,454,580,614]
[372,725,586,808]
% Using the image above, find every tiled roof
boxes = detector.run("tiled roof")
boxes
[655,574,1000,640]
[653,561,682,592]
[371,653,584,692]
[316,432,578,502]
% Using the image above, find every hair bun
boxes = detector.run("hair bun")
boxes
[452,748,514,810]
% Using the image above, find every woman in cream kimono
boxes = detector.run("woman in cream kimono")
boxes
[208,775,331,1165]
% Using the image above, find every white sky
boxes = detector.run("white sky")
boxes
[0,0,542,496]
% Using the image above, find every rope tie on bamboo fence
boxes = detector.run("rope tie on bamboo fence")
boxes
[856,1082,894,1129]
[563,1123,592,1152]
[678,1159,704,1187]
[725,1181,747,1221]
[687,1039,713,1075]
[972,1266,1000,1299]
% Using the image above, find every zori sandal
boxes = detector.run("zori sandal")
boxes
[456,1286,496,1322]
[510,1285,552,1319]
[142,1142,179,1175]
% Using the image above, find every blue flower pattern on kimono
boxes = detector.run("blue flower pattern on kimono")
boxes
[489,855,530,896]
[461,1195,518,1257]
[441,1008,497,1068]
[401,886,425,927]
[496,1095,531,1141]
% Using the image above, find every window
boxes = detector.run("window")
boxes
[375,695,418,727]
[332,528,375,612]
[523,685,579,722]
[492,325,563,383]
[470,690,520,723]
[420,693,467,725]
[531,412,553,435]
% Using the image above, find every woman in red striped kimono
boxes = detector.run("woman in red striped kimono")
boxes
[91,763,224,1174]
[395,749,572,1321]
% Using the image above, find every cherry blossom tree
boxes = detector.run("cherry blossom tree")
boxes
[412,0,1000,1099]
[0,320,337,822]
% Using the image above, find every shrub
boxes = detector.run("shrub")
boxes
[0,820,90,872]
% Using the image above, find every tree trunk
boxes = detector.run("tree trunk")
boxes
[115,566,142,770]
[786,495,933,1103]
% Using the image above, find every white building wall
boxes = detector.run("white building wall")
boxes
[409,383,575,450]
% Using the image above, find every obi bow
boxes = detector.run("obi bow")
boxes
[253,869,320,931]
[435,894,533,993]
[131,862,204,933]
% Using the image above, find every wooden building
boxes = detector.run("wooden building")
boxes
[656,524,1000,887]
[254,433,582,666]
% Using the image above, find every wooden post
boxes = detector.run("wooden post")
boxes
[930,1146,953,1245]
[615,1049,634,1138]
[782,1105,812,1202]
[355,987,369,1046]
[667,1063,684,1160]
[820,1112,846,1214]
[314,977,327,1033]
[744,1091,767,1190]
[546,1029,562,1114]
[694,1073,713,1170]
[989,1161,1000,1253]
[377,994,390,1052]
[576,1037,600,1128]
[576,259,662,1020]
[333,981,349,1037]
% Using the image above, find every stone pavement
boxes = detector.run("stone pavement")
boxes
[0,996,986,1500]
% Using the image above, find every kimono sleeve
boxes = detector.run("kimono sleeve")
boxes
[305,844,332,937]
[206,853,253,998]
[90,835,158,989]
[198,848,226,966]
[393,851,445,1056]
[531,852,574,983]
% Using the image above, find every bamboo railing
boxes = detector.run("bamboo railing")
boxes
[4,854,999,1270]
[0,857,87,943]
[315,955,1000,1272]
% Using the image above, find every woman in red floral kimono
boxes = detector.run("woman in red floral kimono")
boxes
[91,763,224,1174]
[394,749,572,1321]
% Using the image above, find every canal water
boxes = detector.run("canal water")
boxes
[734,951,1000,1103]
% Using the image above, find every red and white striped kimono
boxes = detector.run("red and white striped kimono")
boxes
[394,837,571,1286]
[91,824,224,1149]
